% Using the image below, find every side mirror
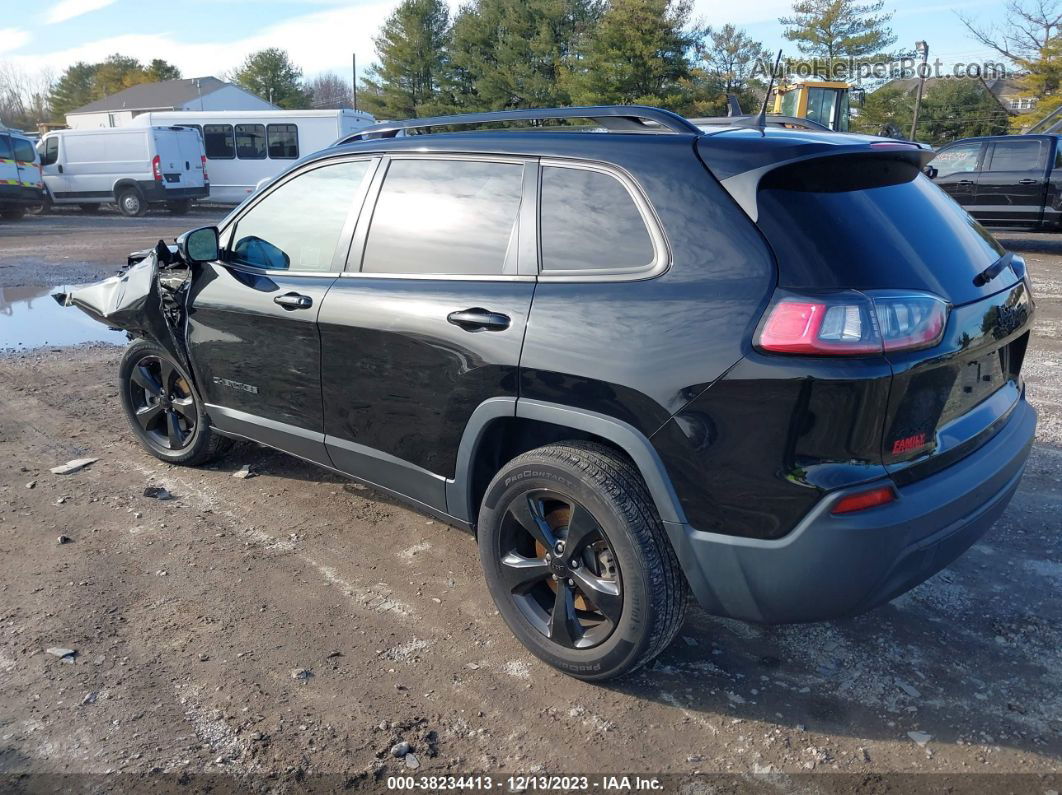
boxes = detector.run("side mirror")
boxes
[922,165,938,179]
[176,226,220,265]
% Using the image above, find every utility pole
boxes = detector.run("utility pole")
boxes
[352,53,358,112]
[910,40,929,141]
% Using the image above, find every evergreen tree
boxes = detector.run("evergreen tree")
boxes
[854,79,1009,145]
[563,0,697,111]
[448,0,602,110]
[49,62,96,119]
[780,0,896,69]
[358,0,451,120]
[232,48,310,109]
[145,59,182,82]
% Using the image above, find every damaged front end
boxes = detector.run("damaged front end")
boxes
[53,239,195,375]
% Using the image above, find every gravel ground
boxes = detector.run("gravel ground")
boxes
[0,215,1059,792]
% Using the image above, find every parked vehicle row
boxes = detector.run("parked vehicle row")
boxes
[59,106,1036,681]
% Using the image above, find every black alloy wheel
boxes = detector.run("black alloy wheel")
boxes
[498,490,623,650]
[127,354,198,451]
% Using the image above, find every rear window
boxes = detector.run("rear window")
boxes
[12,138,35,163]
[755,156,1007,306]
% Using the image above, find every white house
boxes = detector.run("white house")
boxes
[65,77,278,129]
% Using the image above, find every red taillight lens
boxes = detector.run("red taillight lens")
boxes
[831,486,896,514]
[756,290,948,356]
[152,154,162,181]
[201,155,209,181]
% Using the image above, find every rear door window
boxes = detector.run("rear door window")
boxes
[932,143,982,178]
[12,138,35,163]
[235,124,266,159]
[360,158,524,276]
[538,165,656,273]
[203,124,234,159]
[985,139,1046,173]
[230,159,374,272]
[267,124,299,159]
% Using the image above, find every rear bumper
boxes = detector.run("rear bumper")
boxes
[136,180,209,203]
[665,398,1036,623]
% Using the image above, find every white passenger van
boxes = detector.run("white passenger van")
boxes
[126,110,376,204]
[37,126,208,216]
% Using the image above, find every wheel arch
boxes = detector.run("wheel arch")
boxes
[112,179,141,199]
[447,398,687,531]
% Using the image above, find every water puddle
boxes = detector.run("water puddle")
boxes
[0,285,127,352]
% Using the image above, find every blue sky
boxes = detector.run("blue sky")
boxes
[0,0,1012,84]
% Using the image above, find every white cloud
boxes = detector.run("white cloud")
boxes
[46,0,117,24]
[0,28,31,55]
[12,2,394,82]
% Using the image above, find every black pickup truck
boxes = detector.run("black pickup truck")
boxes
[929,134,1062,230]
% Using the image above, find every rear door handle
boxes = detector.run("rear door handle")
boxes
[1018,178,1040,185]
[956,179,974,185]
[273,292,313,310]
[447,308,511,331]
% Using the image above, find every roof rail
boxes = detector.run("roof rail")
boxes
[336,105,701,144]
[690,115,832,132]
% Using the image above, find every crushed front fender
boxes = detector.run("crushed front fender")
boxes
[53,241,194,378]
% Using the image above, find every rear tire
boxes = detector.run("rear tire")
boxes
[116,188,146,218]
[119,339,231,466]
[477,441,688,681]
[166,199,192,215]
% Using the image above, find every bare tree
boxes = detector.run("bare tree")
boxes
[958,0,1062,62]
[0,63,55,129]
[308,71,353,109]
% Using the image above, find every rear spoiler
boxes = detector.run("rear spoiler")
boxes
[699,140,933,223]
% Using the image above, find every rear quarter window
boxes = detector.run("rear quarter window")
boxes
[539,165,657,274]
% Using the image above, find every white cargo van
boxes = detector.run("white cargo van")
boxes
[0,128,45,220]
[37,126,208,216]
[126,110,375,204]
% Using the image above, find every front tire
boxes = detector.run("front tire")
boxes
[27,194,52,215]
[116,187,146,217]
[478,442,688,681]
[119,340,230,466]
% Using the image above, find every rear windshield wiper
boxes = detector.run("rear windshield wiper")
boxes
[973,253,1015,288]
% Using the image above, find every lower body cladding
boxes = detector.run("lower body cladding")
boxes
[664,399,1037,624]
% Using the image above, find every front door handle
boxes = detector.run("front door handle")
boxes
[956,179,974,185]
[447,308,511,331]
[1018,178,1040,185]
[273,292,313,310]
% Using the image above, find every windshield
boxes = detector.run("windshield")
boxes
[756,156,1008,306]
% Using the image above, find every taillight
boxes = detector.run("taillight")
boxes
[152,155,162,181]
[831,485,896,515]
[755,290,948,356]
[201,155,209,181]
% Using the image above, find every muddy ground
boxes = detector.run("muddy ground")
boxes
[1,211,1061,791]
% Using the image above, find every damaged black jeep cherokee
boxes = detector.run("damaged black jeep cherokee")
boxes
[59,106,1037,680]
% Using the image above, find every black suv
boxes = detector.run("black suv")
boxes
[60,106,1037,680]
